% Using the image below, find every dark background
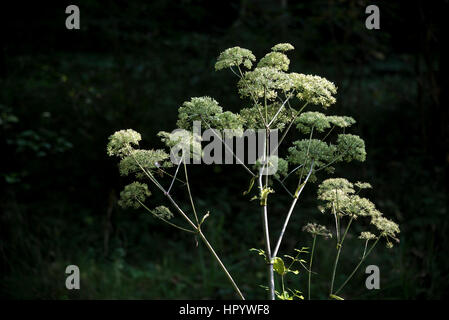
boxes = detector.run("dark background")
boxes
[1,0,448,299]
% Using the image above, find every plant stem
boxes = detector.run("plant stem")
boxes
[130,146,245,299]
[257,124,275,300]
[197,230,246,300]
[262,204,275,300]
[162,183,245,300]
[183,161,199,225]
[272,160,314,258]
[167,160,182,194]
[329,215,354,296]
[136,198,195,234]
[334,237,380,295]
[200,115,255,177]
[308,236,317,300]
[271,102,308,155]
[362,239,369,258]
[258,165,274,299]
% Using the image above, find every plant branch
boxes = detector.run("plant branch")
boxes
[308,236,317,300]
[200,116,256,177]
[136,198,195,234]
[183,161,199,225]
[334,237,380,295]
[272,160,315,258]
[271,102,308,155]
[167,160,182,194]
[329,215,354,296]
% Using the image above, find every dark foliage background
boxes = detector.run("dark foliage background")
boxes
[1,0,448,299]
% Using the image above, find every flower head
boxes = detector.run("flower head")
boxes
[215,46,256,71]
[151,206,174,220]
[327,115,356,128]
[238,67,291,100]
[355,181,372,190]
[290,73,337,108]
[296,111,331,134]
[107,129,141,158]
[336,134,366,162]
[359,231,377,240]
[119,149,172,178]
[257,52,290,71]
[371,216,400,240]
[118,182,151,209]
[303,222,332,239]
[271,43,295,52]
[176,96,223,130]
[240,102,292,130]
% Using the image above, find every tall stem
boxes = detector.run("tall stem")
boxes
[262,203,275,299]
[334,237,380,295]
[272,160,315,258]
[308,236,317,300]
[197,230,245,300]
[329,215,354,296]
[183,161,199,225]
[164,185,246,300]
[259,166,275,298]
[129,139,245,299]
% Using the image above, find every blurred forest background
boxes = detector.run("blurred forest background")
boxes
[1,0,448,299]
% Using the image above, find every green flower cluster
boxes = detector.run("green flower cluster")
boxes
[336,134,366,162]
[296,111,355,134]
[288,139,336,171]
[238,67,292,100]
[176,96,244,133]
[216,43,338,111]
[118,182,151,209]
[317,178,400,246]
[215,111,245,134]
[177,96,222,130]
[271,43,295,52]
[215,46,256,71]
[158,130,202,162]
[107,129,141,158]
[151,205,174,220]
[290,73,337,108]
[355,181,372,189]
[318,178,372,216]
[119,149,172,178]
[240,102,293,130]
[296,112,331,134]
[371,216,400,244]
[258,52,290,71]
[303,222,332,239]
[359,231,377,240]
[328,115,356,128]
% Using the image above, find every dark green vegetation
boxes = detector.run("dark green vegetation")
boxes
[1,1,447,299]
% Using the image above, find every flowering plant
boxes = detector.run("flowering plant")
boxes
[107,43,399,300]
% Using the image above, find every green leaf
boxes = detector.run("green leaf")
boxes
[243,176,256,195]
[272,257,286,276]
[200,212,210,226]
[289,289,304,300]
[260,187,274,206]
[283,255,296,261]
[329,294,345,300]
[250,248,266,259]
